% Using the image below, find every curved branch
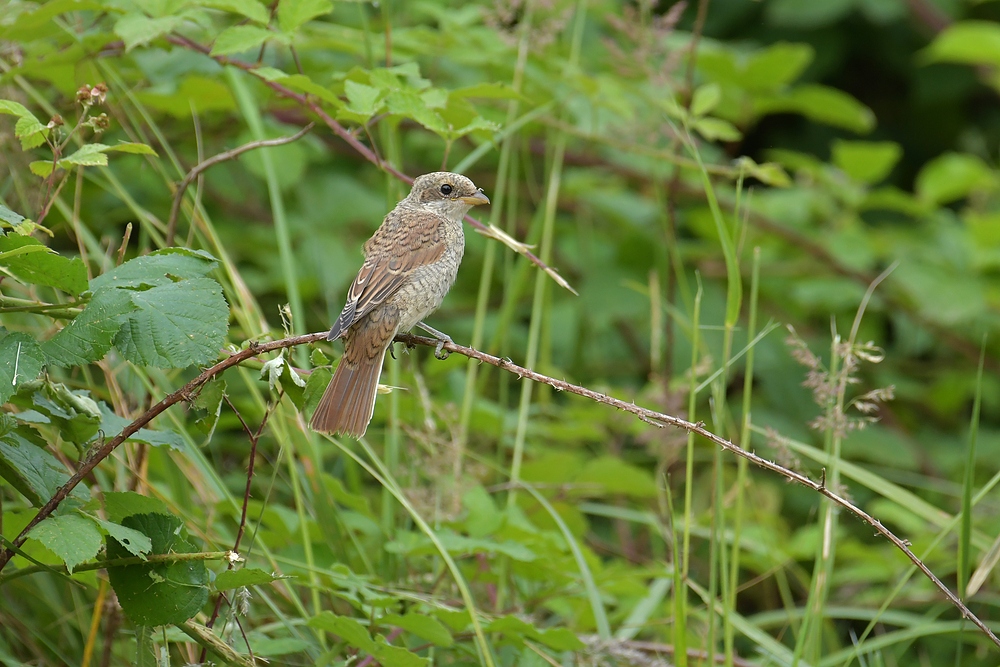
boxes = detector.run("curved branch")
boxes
[1,331,996,650]
[166,123,315,246]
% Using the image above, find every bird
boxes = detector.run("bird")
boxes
[311,172,490,437]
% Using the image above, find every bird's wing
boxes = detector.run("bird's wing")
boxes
[327,208,446,341]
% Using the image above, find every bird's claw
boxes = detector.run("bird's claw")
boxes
[434,340,451,360]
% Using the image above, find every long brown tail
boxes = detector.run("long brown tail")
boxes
[310,344,387,437]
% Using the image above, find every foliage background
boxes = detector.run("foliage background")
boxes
[2,0,1000,665]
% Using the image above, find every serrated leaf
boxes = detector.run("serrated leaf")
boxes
[30,161,54,177]
[381,613,454,647]
[278,0,332,33]
[309,613,429,667]
[113,277,229,368]
[281,74,342,106]
[344,80,382,117]
[0,99,38,121]
[691,83,721,117]
[29,513,102,573]
[114,13,182,51]
[385,89,446,135]
[0,332,46,403]
[106,513,209,626]
[42,287,136,367]
[832,139,902,185]
[90,247,219,292]
[14,115,49,150]
[103,491,171,523]
[0,422,90,506]
[91,516,153,557]
[0,204,28,228]
[211,25,275,56]
[0,234,89,294]
[59,143,109,167]
[215,568,281,590]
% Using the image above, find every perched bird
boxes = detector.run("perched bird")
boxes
[311,172,490,437]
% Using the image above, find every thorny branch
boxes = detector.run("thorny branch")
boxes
[163,34,575,294]
[0,331,997,649]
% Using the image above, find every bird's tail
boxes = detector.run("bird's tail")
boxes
[310,344,386,437]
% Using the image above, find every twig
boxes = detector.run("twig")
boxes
[162,34,575,294]
[165,123,315,245]
[1,331,997,649]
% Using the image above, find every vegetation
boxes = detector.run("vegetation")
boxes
[2,0,1000,665]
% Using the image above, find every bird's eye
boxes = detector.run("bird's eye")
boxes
[440,183,453,195]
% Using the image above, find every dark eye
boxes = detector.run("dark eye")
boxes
[440,183,453,195]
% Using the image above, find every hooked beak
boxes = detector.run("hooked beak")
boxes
[460,189,490,206]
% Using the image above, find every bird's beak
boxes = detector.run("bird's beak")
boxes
[460,189,490,206]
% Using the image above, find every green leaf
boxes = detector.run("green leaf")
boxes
[106,513,209,627]
[915,152,995,206]
[755,84,875,134]
[113,277,229,368]
[211,25,275,56]
[90,247,219,291]
[309,613,429,667]
[114,13,182,51]
[831,139,902,184]
[381,613,454,647]
[0,418,90,506]
[0,204,28,229]
[575,456,658,498]
[691,83,721,117]
[692,116,742,142]
[485,615,585,650]
[215,568,281,590]
[97,403,184,450]
[0,332,46,403]
[742,42,815,92]
[103,491,171,523]
[90,516,153,557]
[29,161,54,177]
[344,80,383,117]
[192,378,226,437]
[103,142,158,156]
[199,0,270,23]
[385,89,446,135]
[920,21,1000,69]
[41,287,135,367]
[29,513,103,573]
[0,100,46,148]
[280,74,343,106]
[0,234,89,294]
[277,0,332,33]
[14,115,49,150]
[59,143,109,168]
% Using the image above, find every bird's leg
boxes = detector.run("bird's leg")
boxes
[416,321,453,360]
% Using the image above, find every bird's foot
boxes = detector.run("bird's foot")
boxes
[416,321,453,360]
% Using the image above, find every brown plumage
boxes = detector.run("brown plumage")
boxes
[311,172,490,437]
